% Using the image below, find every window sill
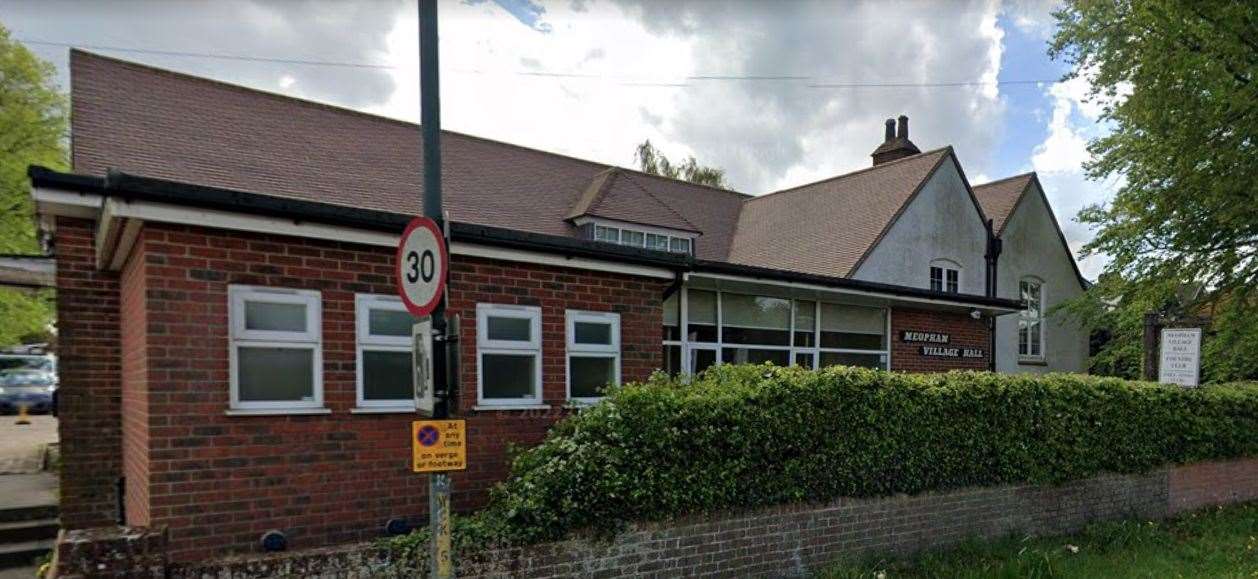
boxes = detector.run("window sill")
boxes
[472,404,551,412]
[1018,358,1048,367]
[225,407,331,416]
[351,406,417,414]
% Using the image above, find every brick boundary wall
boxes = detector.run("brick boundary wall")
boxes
[55,457,1256,578]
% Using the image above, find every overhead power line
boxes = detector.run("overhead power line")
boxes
[19,39,395,69]
[19,38,1061,89]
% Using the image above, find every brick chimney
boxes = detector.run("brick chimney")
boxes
[870,115,921,165]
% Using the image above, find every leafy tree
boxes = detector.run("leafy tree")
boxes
[634,140,727,188]
[1051,1,1258,381]
[0,24,65,346]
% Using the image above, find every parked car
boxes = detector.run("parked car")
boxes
[0,369,57,414]
[0,352,56,373]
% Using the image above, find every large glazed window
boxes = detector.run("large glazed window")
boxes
[355,294,415,409]
[476,304,543,406]
[228,286,322,411]
[1018,279,1045,360]
[660,288,889,375]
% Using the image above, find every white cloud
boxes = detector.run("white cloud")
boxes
[613,0,1010,193]
[370,0,694,169]
[0,0,406,107]
[1030,79,1091,174]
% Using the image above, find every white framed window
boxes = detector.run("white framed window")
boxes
[228,286,323,412]
[646,233,670,251]
[1019,279,1045,361]
[566,310,621,402]
[354,295,415,410]
[929,259,961,293]
[662,291,683,376]
[476,304,543,407]
[594,225,620,243]
[621,230,645,247]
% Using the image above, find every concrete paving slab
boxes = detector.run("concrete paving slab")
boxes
[0,565,38,579]
[0,475,57,513]
[0,417,56,475]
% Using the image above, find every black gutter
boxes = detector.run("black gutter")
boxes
[692,259,1023,310]
[30,165,1022,311]
[30,166,690,270]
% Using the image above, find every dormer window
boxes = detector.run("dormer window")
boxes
[587,220,694,255]
[929,259,961,293]
[594,225,620,243]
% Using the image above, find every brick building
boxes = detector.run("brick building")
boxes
[30,51,1087,561]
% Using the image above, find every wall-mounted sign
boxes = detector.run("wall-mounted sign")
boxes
[902,331,949,344]
[1158,328,1201,387]
[919,345,985,359]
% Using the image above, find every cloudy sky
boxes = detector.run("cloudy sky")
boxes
[1,0,1114,277]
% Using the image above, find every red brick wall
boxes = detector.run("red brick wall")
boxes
[448,259,666,497]
[889,308,990,372]
[1167,457,1258,515]
[120,235,151,526]
[53,217,124,529]
[121,222,666,561]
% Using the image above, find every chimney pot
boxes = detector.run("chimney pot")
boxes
[870,114,922,166]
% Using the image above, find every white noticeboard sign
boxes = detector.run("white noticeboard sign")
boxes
[1158,327,1201,387]
[413,319,435,415]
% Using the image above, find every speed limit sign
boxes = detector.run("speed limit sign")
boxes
[396,217,448,317]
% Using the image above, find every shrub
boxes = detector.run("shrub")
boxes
[477,365,1258,544]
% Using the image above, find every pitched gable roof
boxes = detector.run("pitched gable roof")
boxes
[972,172,1034,235]
[974,172,1090,289]
[68,50,747,260]
[566,168,700,233]
[726,148,952,278]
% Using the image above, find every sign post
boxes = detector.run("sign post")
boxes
[403,2,457,575]
[1158,328,1202,387]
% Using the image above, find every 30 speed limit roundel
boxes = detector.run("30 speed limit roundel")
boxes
[396,217,448,317]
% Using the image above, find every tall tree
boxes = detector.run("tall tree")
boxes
[0,24,66,345]
[1051,1,1258,381]
[634,140,728,189]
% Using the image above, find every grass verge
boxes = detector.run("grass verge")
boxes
[822,501,1258,578]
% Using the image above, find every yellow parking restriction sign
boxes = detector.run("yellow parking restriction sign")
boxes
[412,420,466,473]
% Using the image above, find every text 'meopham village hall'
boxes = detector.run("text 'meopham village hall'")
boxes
[29,51,1089,561]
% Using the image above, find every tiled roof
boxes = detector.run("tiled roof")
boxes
[67,51,1007,279]
[972,173,1034,235]
[566,168,700,233]
[727,148,952,278]
[69,51,746,260]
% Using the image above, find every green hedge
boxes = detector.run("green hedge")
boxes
[473,365,1258,544]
